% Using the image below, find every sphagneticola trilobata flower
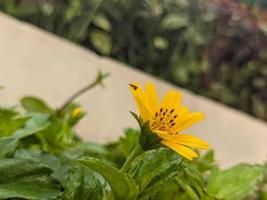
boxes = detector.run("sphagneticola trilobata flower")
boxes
[129,82,209,160]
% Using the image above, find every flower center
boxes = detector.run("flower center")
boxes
[150,107,178,133]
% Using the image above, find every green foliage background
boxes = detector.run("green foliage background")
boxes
[0,0,267,121]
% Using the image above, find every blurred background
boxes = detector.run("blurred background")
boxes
[0,0,266,121]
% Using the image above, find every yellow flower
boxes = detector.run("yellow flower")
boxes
[129,82,209,160]
[71,107,82,118]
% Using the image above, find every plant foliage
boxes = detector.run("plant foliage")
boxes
[0,95,266,199]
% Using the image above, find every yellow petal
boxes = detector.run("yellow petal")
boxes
[156,132,209,149]
[135,96,153,122]
[145,82,158,112]
[129,82,142,99]
[173,112,204,132]
[176,106,189,115]
[129,83,152,122]
[161,140,198,160]
[160,90,182,109]
[129,83,144,113]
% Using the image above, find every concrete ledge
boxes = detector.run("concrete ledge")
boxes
[0,12,267,167]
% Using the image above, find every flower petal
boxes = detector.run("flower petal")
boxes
[129,83,152,122]
[173,112,204,132]
[161,140,198,160]
[156,132,209,149]
[160,90,182,110]
[145,82,158,112]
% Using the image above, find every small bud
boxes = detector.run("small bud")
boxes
[72,107,82,118]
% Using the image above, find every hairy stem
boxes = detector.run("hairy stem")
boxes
[120,143,142,173]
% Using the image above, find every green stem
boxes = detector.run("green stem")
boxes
[120,143,142,173]
[57,71,109,115]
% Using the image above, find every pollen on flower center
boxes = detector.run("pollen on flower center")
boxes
[150,107,178,134]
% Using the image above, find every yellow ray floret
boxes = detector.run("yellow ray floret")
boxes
[129,82,209,160]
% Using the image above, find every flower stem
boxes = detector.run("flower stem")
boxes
[120,143,142,173]
[57,71,109,115]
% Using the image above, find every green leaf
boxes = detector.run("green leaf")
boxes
[130,111,142,128]
[62,142,110,160]
[78,157,138,200]
[180,163,206,199]
[93,13,112,32]
[14,150,69,185]
[0,158,62,200]
[118,128,139,157]
[150,161,212,200]
[153,36,169,49]
[66,0,103,41]
[207,164,265,200]
[37,116,75,152]
[176,176,200,200]
[150,180,182,200]
[195,150,216,172]
[104,128,139,168]
[63,166,109,200]
[0,114,50,158]
[129,147,183,194]
[0,137,18,158]
[0,108,29,137]
[21,96,54,114]
[161,14,189,30]
[89,30,112,55]
[138,172,178,200]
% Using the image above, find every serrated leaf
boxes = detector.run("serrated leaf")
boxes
[0,175,61,200]
[78,157,138,200]
[129,147,183,194]
[207,164,265,200]
[0,158,61,200]
[0,158,51,182]
[63,166,109,200]
[14,150,69,185]
[138,172,178,200]
[0,114,50,158]
[21,96,54,114]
